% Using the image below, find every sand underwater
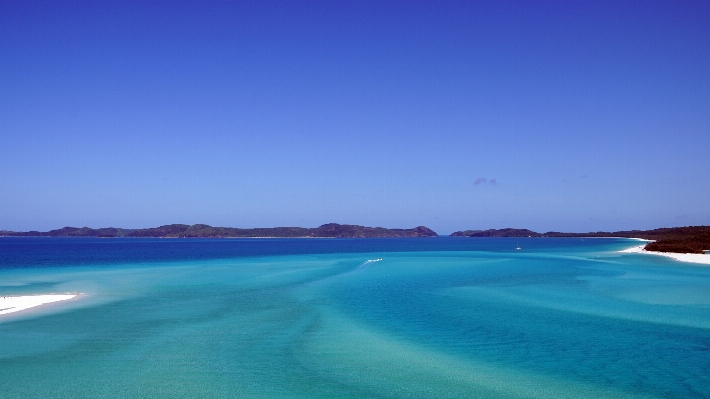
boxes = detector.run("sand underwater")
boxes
[1,237,709,398]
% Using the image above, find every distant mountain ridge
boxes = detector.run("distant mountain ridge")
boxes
[4,224,708,253]
[451,226,710,254]
[0,223,438,238]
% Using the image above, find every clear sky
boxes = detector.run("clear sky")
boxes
[1,1,708,234]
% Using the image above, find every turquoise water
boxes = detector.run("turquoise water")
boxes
[1,237,709,398]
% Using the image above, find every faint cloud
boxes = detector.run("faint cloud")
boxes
[474,177,498,186]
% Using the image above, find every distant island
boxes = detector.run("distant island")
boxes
[3,223,709,254]
[450,226,710,254]
[0,223,438,238]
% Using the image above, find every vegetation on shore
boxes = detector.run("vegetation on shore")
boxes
[451,226,710,254]
[0,223,438,238]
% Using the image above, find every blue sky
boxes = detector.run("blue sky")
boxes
[1,1,708,234]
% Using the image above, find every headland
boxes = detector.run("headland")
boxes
[0,223,438,238]
[619,244,710,265]
[450,226,710,255]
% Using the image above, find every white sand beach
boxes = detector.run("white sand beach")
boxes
[620,245,710,265]
[0,294,79,316]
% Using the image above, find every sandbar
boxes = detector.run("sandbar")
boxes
[0,294,79,316]
[620,244,710,265]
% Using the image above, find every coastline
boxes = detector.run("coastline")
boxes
[0,294,80,316]
[620,243,710,265]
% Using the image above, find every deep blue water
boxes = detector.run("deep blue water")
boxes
[0,236,613,268]
[1,237,709,398]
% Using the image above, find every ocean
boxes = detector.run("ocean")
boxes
[1,237,709,398]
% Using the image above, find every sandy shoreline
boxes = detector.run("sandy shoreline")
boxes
[620,244,710,265]
[0,294,79,316]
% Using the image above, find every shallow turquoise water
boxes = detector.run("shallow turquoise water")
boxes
[1,238,709,398]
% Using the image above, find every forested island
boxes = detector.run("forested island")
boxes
[3,224,709,254]
[0,223,438,238]
[451,226,710,254]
